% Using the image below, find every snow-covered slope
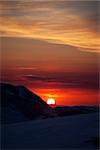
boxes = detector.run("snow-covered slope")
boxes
[1,106,28,124]
[1,113,99,149]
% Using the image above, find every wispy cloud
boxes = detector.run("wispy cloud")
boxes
[23,72,99,90]
[16,67,37,70]
[0,1,99,52]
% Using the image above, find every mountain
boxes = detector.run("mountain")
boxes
[0,83,55,124]
[54,106,99,116]
[0,83,98,124]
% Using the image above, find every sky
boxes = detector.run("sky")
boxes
[0,0,99,105]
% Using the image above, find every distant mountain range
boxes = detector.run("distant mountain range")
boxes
[54,105,99,117]
[0,83,55,124]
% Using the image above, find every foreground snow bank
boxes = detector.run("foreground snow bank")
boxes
[1,113,99,149]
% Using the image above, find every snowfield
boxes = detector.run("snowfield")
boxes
[1,112,99,149]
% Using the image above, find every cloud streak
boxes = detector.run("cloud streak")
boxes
[0,1,99,52]
[23,72,99,90]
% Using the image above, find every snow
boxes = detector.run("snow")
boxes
[1,106,28,124]
[1,112,99,149]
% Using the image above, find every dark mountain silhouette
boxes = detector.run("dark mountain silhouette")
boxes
[0,83,98,124]
[0,83,55,124]
[54,106,99,117]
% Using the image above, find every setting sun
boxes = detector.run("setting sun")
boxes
[47,98,56,105]
[0,1,99,149]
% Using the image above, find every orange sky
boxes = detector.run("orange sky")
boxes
[0,1,99,106]
[28,87,99,106]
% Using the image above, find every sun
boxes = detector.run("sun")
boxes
[47,98,56,105]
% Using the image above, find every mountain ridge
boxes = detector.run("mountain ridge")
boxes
[0,83,55,124]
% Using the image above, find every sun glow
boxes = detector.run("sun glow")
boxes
[47,98,56,105]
